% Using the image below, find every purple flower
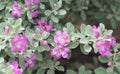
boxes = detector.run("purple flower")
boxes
[36,19,52,33]
[50,45,70,59]
[11,34,28,53]
[11,1,22,18]
[32,9,41,18]
[54,30,70,46]
[23,54,37,68]
[92,25,100,38]
[25,0,40,6]
[96,40,111,56]
[8,61,23,74]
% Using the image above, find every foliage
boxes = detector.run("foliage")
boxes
[0,0,120,74]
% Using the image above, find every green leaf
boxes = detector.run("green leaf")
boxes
[48,39,58,47]
[47,59,54,69]
[38,46,45,52]
[5,48,14,57]
[56,0,62,10]
[27,11,34,23]
[47,69,55,74]
[66,22,74,32]
[110,5,116,13]
[84,44,92,53]
[36,68,46,74]
[65,70,77,74]
[55,61,60,66]
[45,10,52,16]
[51,15,59,23]
[25,27,34,45]
[79,66,85,74]
[56,66,64,71]
[106,67,113,74]
[0,3,5,10]
[36,52,43,61]
[80,11,86,20]
[99,23,105,33]
[93,42,98,53]
[49,0,55,9]
[80,24,86,34]
[0,43,6,52]
[68,41,79,49]
[44,45,50,51]
[110,18,116,29]
[41,32,50,40]
[80,45,89,55]
[91,0,101,8]
[106,14,113,19]
[78,66,92,74]
[115,16,120,21]
[26,68,32,74]
[0,57,4,63]
[79,36,88,44]
[39,3,45,9]
[104,30,113,36]
[94,67,107,74]
[19,56,25,69]
[58,9,67,15]
[94,12,104,19]
[98,56,109,63]
[85,25,92,36]
[14,18,22,28]
[115,65,120,73]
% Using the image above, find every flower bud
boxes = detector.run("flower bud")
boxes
[4,26,9,34]
[107,62,112,66]
[40,40,48,45]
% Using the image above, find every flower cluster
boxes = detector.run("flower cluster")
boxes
[96,39,115,56]
[7,61,23,74]
[92,25,116,56]
[54,30,70,46]
[36,19,52,33]
[11,34,28,53]
[25,0,40,6]
[11,1,22,18]
[23,54,37,68]
[50,30,70,59]
[50,45,70,59]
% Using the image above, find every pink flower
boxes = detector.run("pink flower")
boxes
[11,1,22,18]
[32,9,41,18]
[36,19,52,33]
[96,35,116,56]
[54,30,70,46]
[23,54,37,68]
[96,40,111,56]
[107,62,112,66]
[92,25,100,38]
[8,61,23,74]
[11,34,28,53]
[4,26,9,34]
[25,0,40,6]
[50,45,70,59]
